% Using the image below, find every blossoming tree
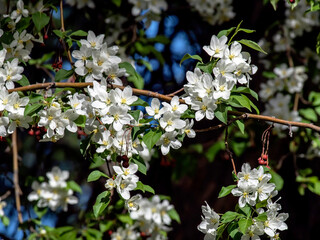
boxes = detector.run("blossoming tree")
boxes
[0,0,320,239]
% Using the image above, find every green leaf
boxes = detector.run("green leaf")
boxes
[205,141,225,162]
[32,12,50,32]
[218,185,236,198]
[70,30,87,37]
[231,94,252,111]
[308,91,320,106]
[132,156,147,175]
[215,104,230,124]
[217,27,236,38]
[74,115,86,128]
[117,214,133,224]
[216,223,228,240]
[1,216,9,226]
[119,62,144,89]
[255,199,268,209]
[33,205,48,219]
[89,154,106,169]
[238,39,267,54]
[87,170,108,182]
[137,59,153,71]
[53,29,64,38]
[142,129,162,151]
[131,98,149,107]
[17,75,30,87]
[112,0,122,7]
[238,28,256,33]
[168,209,181,223]
[196,61,215,74]
[220,211,241,223]
[232,87,259,101]
[234,119,245,134]
[299,108,318,122]
[267,168,284,190]
[16,17,31,31]
[270,0,280,10]
[25,103,42,116]
[238,218,253,234]
[67,180,82,193]
[238,204,252,216]
[255,212,268,221]
[135,181,155,194]
[55,69,74,82]
[180,53,203,66]
[93,191,111,218]
[130,110,141,122]
[262,71,276,79]
[227,222,241,239]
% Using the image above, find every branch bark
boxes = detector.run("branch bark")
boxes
[12,131,23,224]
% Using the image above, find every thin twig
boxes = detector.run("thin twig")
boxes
[224,125,237,176]
[166,88,185,97]
[195,114,247,133]
[59,0,73,65]
[0,190,11,201]
[36,65,55,82]
[12,131,23,224]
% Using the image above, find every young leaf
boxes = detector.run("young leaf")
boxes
[217,27,236,38]
[67,180,82,193]
[135,181,155,194]
[180,53,203,66]
[238,218,253,234]
[55,69,74,82]
[238,28,256,33]
[168,209,181,223]
[238,39,267,54]
[233,119,245,134]
[142,129,162,151]
[17,75,30,86]
[24,103,42,116]
[70,30,88,37]
[131,98,149,107]
[117,214,133,224]
[32,12,50,32]
[132,156,147,175]
[87,170,108,182]
[218,185,236,198]
[93,191,111,218]
[220,211,241,223]
[119,62,144,89]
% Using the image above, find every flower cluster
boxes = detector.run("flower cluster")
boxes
[187,0,235,25]
[105,162,139,200]
[28,167,79,212]
[147,96,195,155]
[259,63,306,135]
[129,195,174,239]
[0,87,31,136]
[72,30,125,84]
[183,35,257,121]
[1,1,39,62]
[198,163,289,240]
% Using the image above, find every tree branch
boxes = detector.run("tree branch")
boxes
[8,82,320,132]
[12,131,23,224]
